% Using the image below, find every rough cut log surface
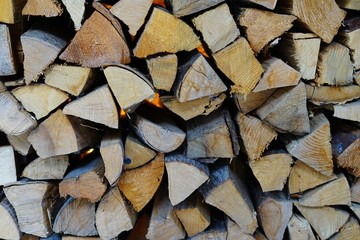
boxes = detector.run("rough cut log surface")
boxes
[62,0,85,30]
[0,198,21,240]
[146,54,177,91]
[22,155,69,180]
[7,130,32,156]
[287,214,316,240]
[233,90,275,114]
[336,0,360,10]
[333,100,360,122]
[243,0,278,9]
[351,179,360,203]
[306,84,360,105]
[124,133,156,170]
[0,0,25,24]
[22,0,63,17]
[330,217,360,240]
[0,24,16,76]
[189,218,227,240]
[0,146,17,186]
[171,0,224,17]
[226,217,255,240]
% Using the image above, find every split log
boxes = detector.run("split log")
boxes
[338,17,360,70]
[59,11,130,67]
[62,238,100,240]
[277,0,346,43]
[213,37,263,94]
[59,155,106,202]
[236,113,277,160]
[306,84,360,105]
[0,198,21,240]
[4,181,58,237]
[127,214,150,240]
[256,82,310,135]
[350,203,360,218]
[0,91,37,136]
[100,131,124,185]
[133,7,201,58]
[44,65,96,96]
[189,218,227,240]
[238,8,296,53]
[0,0,25,24]
[41,233,61,240]
[0,24,16,76]
[294,203,349,240]
[170,0,224,17]
[174,53,227,102]
[287,214,316,240]
[187,109,240,158]
[7,130,31,155]
[192,3,240,53]
[146,54,177,91]
[242,0,278,10]
[336,0,360,11]
[110,0,152,36]
[165,153,209,205]
[118,153,164,212]
[124,132,156,170]
[96,187,137,240]
[330,217,360,240]
[226,217,255,240]
[333,100,360,122]
[356,70,360,85]
[0,81,6,92]
[351,178,360,203]
[104,65,154,112]
[174,193,211,237]
[249,152,292,192]
[289,160,336,194]
[12,84,69,119]
[53,198,97,236]
[283,113,333,176]
[199,164,257,234]
[0,146,16,186]
[62,0,86,30]
[22,155,68,180]
[233,89,275,114]
[22,0,63,17]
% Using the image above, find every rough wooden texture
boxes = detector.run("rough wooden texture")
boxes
[242,0,278,9]
[350,203,360,218]
[192,3,240,53]
[28,110,99,158]
[0,198,21,240]
[62,237,100,240]
[165,153,209,205]
[187,109,240,158]
[110,0,152,36]
[351,179,360,203]
[53,198,97,236]
[118,154,164,212]
[63,85,118,128]
[236,113,277,160]
[283,113,333,176]
[336,0,360,11]
[213,37,263,94]
[295,203,349,240]
[0,24,16,76]
[12,84,69,119]
[60,11,130,67]
[355,71,360,85]
[0,0,25,23]
[233,89,275,114]
[174,53,227,102]
[333,100,360,122]
[96,187,136,240]
[22,155,69,180]
[59,156,106,202]
[22,0,63,17]
[330,217,360,240]
[4,181,58,237]
[133,7,201,58]
[189,218,227,240]
[62,0,85,30]
[239,8,296,53]
[7,130,32,156]
[146,54,177,91]
[171,0,224,17]
[0,91,37,136]
[277,0,346,43]
[289,160,336,194]
[45,65,96,96]
[0,146,16,186]
[338,18,360,70]
[226,217,255,240]
[256,82,310,135]
[306,84,360,105]
[199,164,257,234]
[104,65,154,112]
[287,214,316,240]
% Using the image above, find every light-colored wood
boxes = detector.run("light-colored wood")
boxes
[45,65,96,96]
[62,0,85,30]
[62,237,100,240]
[22,0,63,17]
[306,84,360,105]
[187,109,240,158]
[239,8,296,53]
[53,198,97,236]
[249,152,292,192]
[336,0,360,10]
[0,24,16,76]
[338,18,360,70]
[63,85,118,128]
[22,155,69,180]
[162,93,226,121]
[4,181,58,237]
[350,203,360,218]
[124,132,156,170]
[165,153,209,205]
[226,217,255,240]
[60,11,130,67]
[287,214,316,240]
[199,164,257,234]
[333,100,360,122]
[213,37,263,94]
[277,0,346,43]
[12,84,69,119]
[59,156,106,202]
[189,219,227,240]
[355,70,360,85]
[283,113,333,176]
[104,65,154,112]
[330,217,360,240]
[118,153,164,212]
[110,0,152,36]
[0,0,25,24]
[289,160,336,194]
[236,113,277,160]
[0,198,21,240]
[7,130,32,156]
[0,91,37,136]
[0,146,16,186]
[256,82,310,135]
[96,187,137,240]
[242,0,277,9]
[294,203,349,240]
[192,3,240,53]
[147,54,177,91]
[28,109,99,158]
[253,57,301,92]
[351,179,360,203]
[174,53,227,102]
[0,81,6,92]
[171,0,224,17]
[133,7,201,58]
[233,89,275,114]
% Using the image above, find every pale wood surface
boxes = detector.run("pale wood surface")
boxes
[306,84,360,105]
[338,18,360,70]
[287,214,316,240]
[22,0,63,17]
[22,155,69,180]
[0,24,16,76]
[0,198,21,240]
[0,146,16,186]
[189,219,227,240]
[355,71,360,85]
[62,0,85,30]
[330,217,360,240]
[171,0,224,17]
[226,217,255,240]
[7,130,32,156]
[242,0,278,9]
[233,89,275,114]
[351,179,360,203]
[336,0,360,10]
[146,54,177,91]
[333,100,360,122]
[0,0,25,24]
[351,203,360,220]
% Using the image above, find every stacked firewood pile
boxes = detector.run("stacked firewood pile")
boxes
[0,0,360,239]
